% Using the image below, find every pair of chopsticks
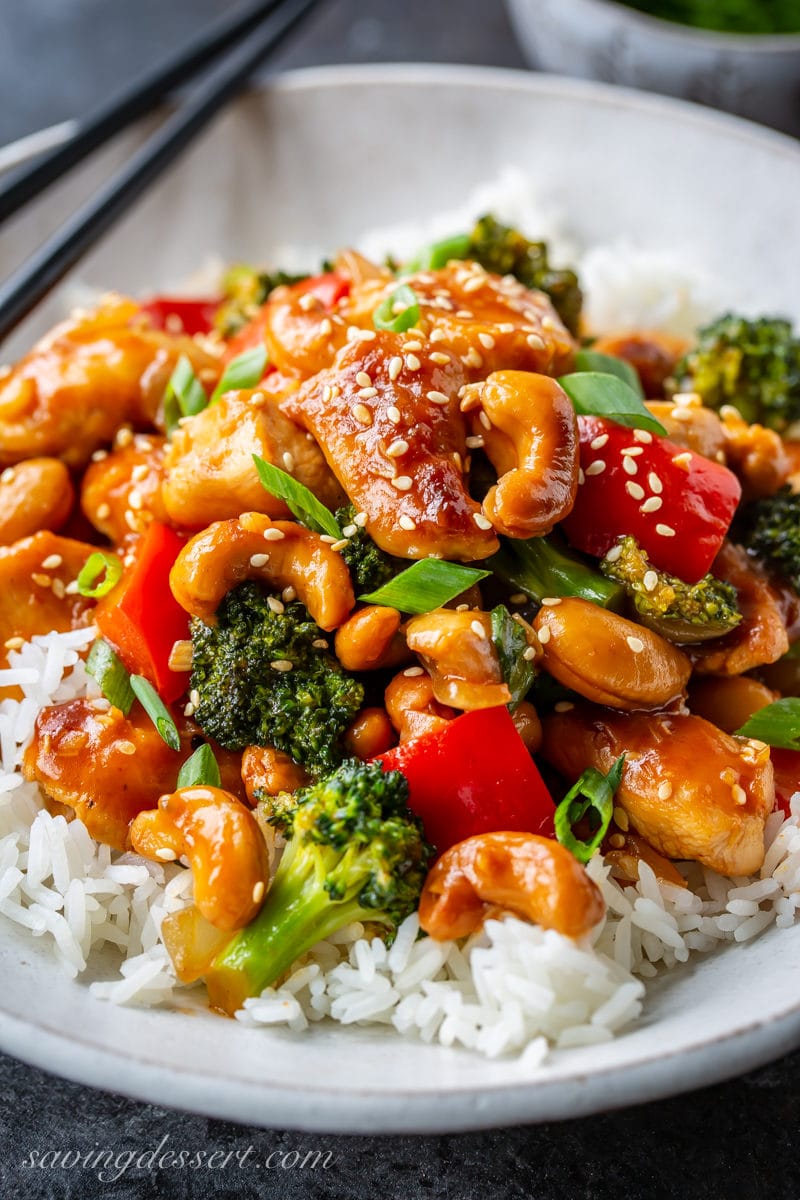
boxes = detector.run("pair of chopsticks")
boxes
[0,0,321,345]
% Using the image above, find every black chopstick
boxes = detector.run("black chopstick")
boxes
[0,0,287,226]
[0,0,321,347]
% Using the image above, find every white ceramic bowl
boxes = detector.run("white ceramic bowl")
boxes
[505,0,800,134]
[2,65,800,1133]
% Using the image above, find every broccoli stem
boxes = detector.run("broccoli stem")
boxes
[488,535,625,610]
[205,839,387,1014]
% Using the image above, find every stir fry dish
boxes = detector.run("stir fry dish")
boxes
[3,213,800,1048]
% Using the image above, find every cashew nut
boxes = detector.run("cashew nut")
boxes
[385,670,457,742]
[405,609,514,710]
[130,785,269,931]
[241,744,309,804]
[334,605,408,671]
[344,707,396,759]
[469,371,579,539]
[419,831,605,942]
[0,457,74,544]
[169,512,355,631]
[534,597,691,710]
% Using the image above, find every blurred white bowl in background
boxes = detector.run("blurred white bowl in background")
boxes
[505,0,800,134]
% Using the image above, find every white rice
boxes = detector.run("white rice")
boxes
[1,627,800,1059]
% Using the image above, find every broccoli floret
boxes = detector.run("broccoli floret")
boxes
[204,759,432,1012]
[673,313,800,432]
[488,533,625,610]
[600,535,742,643]
[190,582,363,774]
[467,215,583,336]
[738,486,800,594]
[215,264,308,337]
[334,504,396,593]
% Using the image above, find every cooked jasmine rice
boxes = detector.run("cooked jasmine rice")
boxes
[2,627,800,1059]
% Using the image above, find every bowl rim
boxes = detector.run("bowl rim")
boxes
[517,0,800,50]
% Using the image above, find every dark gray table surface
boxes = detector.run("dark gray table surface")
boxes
[1,2,799,1196]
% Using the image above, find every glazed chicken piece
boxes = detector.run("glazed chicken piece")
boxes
[0,295,221,467]
[23,697,247,850]
[162,388,344,529]
[284,332,499,560]
[542,705,774,876]
[0,457,74,544]
[0,532,95,660]
[81,433,168,544]
[694,541,790,675]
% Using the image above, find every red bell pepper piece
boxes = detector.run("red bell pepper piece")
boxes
[377,707,555,852]
[95,523,190,703]
[224,272,351,361]
[561,416,742,583]
[770,748,800,818]
[141,296,220,336]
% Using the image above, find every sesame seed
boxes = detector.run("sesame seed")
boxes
[732,784,747,806]
[526,333,546,351]
[590,434,609,450]
[352,403,372,426]
[319,535,338,544]
[64,581,79,596]
[51,579,65,599]
[465,435,485,449]
[455,603,470,612]
[322,385,332,403]
[331,539,350,553]
[625,482,645,500]
[403,340,422,353]
[4,636,24,650]
[298,292,318,311]
[189,689,201,708]
[90,449,108,463]
[613,806,630,832]
[271,660,293,672]
[470,619,487,639]
[115,427,133,448]
[341,524,358,539]
[41,554,63,570]
[155,847,177,861]
[319,317,332,337]
[608,833,626,850]
[648,472,663,494]
[670,408,693,423]
[621,446,644,457]
[252,880,265,904]
[622,457,638,476]
[522,646,536,661]
[655,523,676,537]
[391,476,413,491]
[184,702,196,717]
[31,573,51,588]
[388,356,403,381]
[282,452,295,473]
[356,371,372,388]
[117,740,136,756]
[633,429,653,444]
[399,515,417,531]
[461,348,483,369]
[264,528,286,542]
[312,639,328,649]
[541,597,562,607]
[131,463,149,482]
[643,570,659,592]
[387,439,409,457]
[128,488,143,510]
[430,351,450,365]
[478,332,495,350]
[405,354,421,371]
[578,468,585,485]
[473,513,493,531]
[626,636,645,653]
[387,406,402,425]
[721,767,738,786]
[403,666,424,677]
[585,460,606,476]
[267,596,285,614]
[462,276,484,294]
[640,496,663,513]
[282,586,297,602]
[96,503,111,520]
[605,545,622,563]
[168,639,193,671]
[427,390,449,406]
[537,626,551,645]
[479,411,492,431]
[554,700,574,713]
[672,452,692,469]
[354,511,368,527]
[358,387,378,400]
[455,309,473,319]
[658,781,673,800]
[429,328,446,343]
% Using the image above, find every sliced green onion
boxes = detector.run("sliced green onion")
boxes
[373,284,421,333]
[252,454,342,539]
[177,743,221,789]
[211,345,268,403]
[574,349,645,399]
[360,560,490,614]
[558,371,667,436]
[130,675,180,751]
[77,551,122,598]
[86,639,134,715]
[163,355,208,435]
[554,755,625,865]
[490,604,535,712]
[735,698,800,750]
[406,233,471,272]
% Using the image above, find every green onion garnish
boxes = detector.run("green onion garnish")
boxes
[406,233,471,273]
[573,349,645,399]
[177,743,221,789]
[130,675,180,751]
[86,639,134,715]
[490,604,535,712]
[76,551,122,598]
[252,454,342,539]
[554,755,625,865]
[558,371,667,436]
[735,698,800,750]
[360,559,490,614]
[373,284,421,333]
[211,345,268,403]
[163,355,208,435]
